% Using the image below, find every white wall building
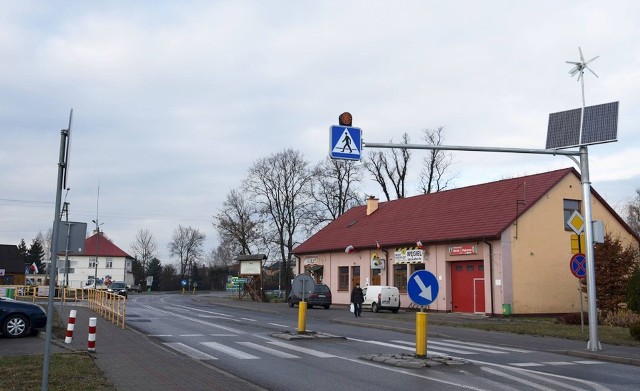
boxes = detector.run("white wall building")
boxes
[59,231,134,288]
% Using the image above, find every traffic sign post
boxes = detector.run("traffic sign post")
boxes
[407,270,440,358]
[292,274,315,334]
[570,253,587,333]
[570,253,587,279]
[330,125,362,161]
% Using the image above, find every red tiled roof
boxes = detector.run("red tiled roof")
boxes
[82,233,131,258]
[294,168,578,254]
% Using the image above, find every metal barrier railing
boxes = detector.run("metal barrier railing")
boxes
[86,289,126,329]
[3,285,126,329]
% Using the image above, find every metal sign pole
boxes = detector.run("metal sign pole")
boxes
[580,146,601,351]
[42,128,68,391]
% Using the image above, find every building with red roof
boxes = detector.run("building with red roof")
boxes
[293,167,639,315]
[60,231,134,288]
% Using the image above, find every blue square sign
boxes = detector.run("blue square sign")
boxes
[330,125,362,161]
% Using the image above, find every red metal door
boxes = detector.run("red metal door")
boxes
[451,261,484,313]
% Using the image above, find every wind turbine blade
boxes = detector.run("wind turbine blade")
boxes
[585,56,599,65]
[565,61,580,65]
[578,47,585,62]
[586,66,599,78]
[568,66,580,75]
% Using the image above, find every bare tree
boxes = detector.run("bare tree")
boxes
[168,225,206,279]
[363,132,411,200]
[418,127,456,194]
[213,189,262,256]
[312,157,363,224]
[130,229,158,277]
[244,148,315,293]
[627,188,640,236]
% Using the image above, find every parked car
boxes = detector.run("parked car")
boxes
[128,284,142,293]
[0,297,47,338]
[288,284,332,309]
[107,282,128,298]
[362,285,400,313]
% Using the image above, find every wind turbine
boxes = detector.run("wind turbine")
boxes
[566,47,599,144]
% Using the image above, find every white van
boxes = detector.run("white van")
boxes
[361,285,400,313]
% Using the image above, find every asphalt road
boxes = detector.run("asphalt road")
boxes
[123,293,640,391]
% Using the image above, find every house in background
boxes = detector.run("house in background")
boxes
[60,231,134,288]
[293,167,639,315]
[0,244,26,286]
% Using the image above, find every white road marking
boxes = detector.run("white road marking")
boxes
[391,340,478,355]
[201,341,259,359]
[481,366,557,391]
[348,338,415,351]
[509,362,545,367]
[267,341,336,358]
[240,318,257,322]
[268,323,290,328]
[164,342,217,360]
[543,361,577,366]
[237,342,300,358]
[148,334,172,337]
[210,334,238,337]
[573,360,604,365]
[442,339,531,353]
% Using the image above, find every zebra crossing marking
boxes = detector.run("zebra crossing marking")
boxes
[237,342,300,358]
[164,342,217,360]
[201,341,260,359]
[267,340,337,358]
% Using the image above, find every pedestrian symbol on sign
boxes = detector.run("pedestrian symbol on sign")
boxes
[330,125,361,161]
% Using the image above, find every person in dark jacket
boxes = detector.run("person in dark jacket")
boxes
[350,284,364,317]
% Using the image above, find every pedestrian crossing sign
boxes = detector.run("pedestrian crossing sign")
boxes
[330,125,362,161]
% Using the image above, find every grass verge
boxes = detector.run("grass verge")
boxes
[0,353,115,391]
[429,316,640,346]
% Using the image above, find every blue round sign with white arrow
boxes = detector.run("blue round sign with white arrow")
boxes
[407,270,439,306]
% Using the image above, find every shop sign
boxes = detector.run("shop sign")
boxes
[394,247,424,264]
[371,253,385,269]
[449,245,478,256]
[303,257,318,265]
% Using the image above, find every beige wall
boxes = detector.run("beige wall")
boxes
[509,174,638,314]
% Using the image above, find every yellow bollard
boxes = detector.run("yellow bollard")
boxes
[416,312,428,358]
[297,301,307,334]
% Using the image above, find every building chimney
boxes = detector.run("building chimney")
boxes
[366,196,379,215]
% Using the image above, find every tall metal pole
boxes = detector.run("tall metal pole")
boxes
[42,128,68,391]
[580,146,601,351]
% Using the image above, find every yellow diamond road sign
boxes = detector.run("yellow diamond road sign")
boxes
[567,210,584,235]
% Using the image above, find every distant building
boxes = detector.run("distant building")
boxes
[0,244,26,285]
[59,232,134,288]
[293,167,639,315]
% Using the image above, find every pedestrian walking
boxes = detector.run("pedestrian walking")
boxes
[350,283,364,318]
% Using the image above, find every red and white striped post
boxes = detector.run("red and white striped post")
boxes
[64,309,77,344]
[87,317,97,352]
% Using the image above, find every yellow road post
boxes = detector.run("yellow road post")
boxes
[297,301,307,334]
[416,311,427,358]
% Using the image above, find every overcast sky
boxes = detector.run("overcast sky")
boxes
[1,1,639,263]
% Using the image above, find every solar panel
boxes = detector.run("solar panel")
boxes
[545,101,619,149]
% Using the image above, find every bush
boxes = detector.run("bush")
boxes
[627,267,640,313]
[602,309,640,327]
[630,323,640,341]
